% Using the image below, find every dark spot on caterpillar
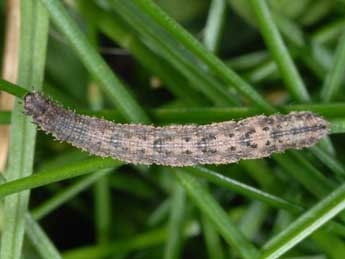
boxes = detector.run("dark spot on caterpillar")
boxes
[126,132,134,139]
[162,135,173,141]
[248,128,256,134]
[229,133,234,138]
[184,137,191,142]
[204,134,216,140]
[245,128,256,138]
[230,146,236,151]
[153,138,164,153]
[308,137,316,144]
[138,135,147,141]
[198,134,216,149]
[263,127,269,131]
[267,145,277,153]
[164,150,173,156]
[200,147,217,154]
[306,113,313,119]
[184,150,192,155]
[291,128,299,135]
[265,140,270,146]
[263,117,274,125]
[250,143,258,149]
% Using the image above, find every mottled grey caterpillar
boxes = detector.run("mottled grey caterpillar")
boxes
[24,92,329,166]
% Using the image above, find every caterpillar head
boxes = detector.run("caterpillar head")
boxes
[24,91,52,124]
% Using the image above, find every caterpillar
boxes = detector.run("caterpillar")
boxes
[24,92,329,166]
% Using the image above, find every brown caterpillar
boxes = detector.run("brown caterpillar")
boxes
[24,92,329,166]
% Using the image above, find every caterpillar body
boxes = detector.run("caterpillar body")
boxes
[24,92,329,166]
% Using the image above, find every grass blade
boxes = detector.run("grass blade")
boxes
[187,166,303,213]
[164,181,186,259]
[31,168,116,220]
[93,171,112,244]
[261,182,345,259]
[331,118,345,134]
[176,171,260,259]
[321,30,345,102]
[62,227,168,259]
[0,79,28,98]
[0,1,49,258]
[25,214,62,259]
[0,175,61,259]
[203,0,227,53]
[239,201,269,240]
[202,214,225,259]
[0,158,123,199]
[248,0,310,102]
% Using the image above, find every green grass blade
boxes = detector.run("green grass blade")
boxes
[244,60,278,84]
[331,118,345,134]
[248,0,310,102]
[0,79,28,98]
[201,214,225,259]
[40,0,150,123]
[311,230,345,259]
[0,176,61,258]
[273,152,334,198]
[321,30,345,102]
[299,1,335,25]
[164,181,186,259]
[203,0,227,53]
[94,172,112,244]
[147,199,171,227]
[312,19,345,45]
[109,173,158,198]
[25,214,62,259]
[187,166,303,213]
[261,182,345,259]
[272,11,305,47]
[63,227,168,259]
[0,111,11,124]
[226,51,269,71]
[310,146,345,178]
[31,168,115,220]
[239,201,269,240]
[0,158,123,199]
[176,171,260,259]
[0,1,49,258]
